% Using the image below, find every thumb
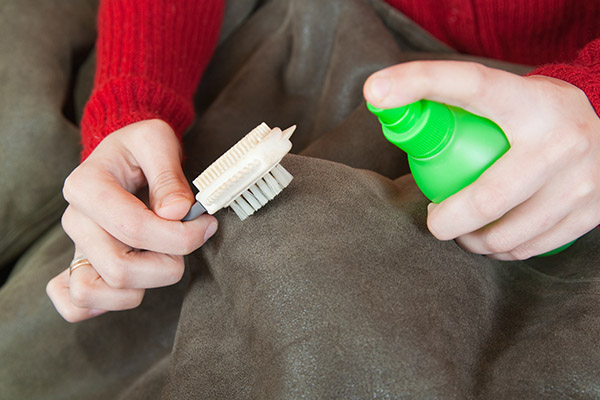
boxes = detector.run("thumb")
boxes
[363,60,525,131]
[147,163,195,220]
[132,122,195,221]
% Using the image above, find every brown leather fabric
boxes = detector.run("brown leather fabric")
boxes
[1,0,598,399]
[0,0,97,269]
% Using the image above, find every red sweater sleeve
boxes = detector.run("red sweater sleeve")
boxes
[80,0,225,160]
[530,38,600,117]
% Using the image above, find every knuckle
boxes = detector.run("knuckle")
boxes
[152,171,182,192]
[62,167,87,204]
[465,63,489,98]
[178,232,200,255]
[69,281,93,308]
[508,245,534,261]
[62,173,77,204]
[119,289,145,310]
[60,307,83,324]
[165,256,186,284]
[102,263,130,289]
[61,208,75,236]
[553,129,592,160]
[414,62,436,91]
[141,118,173,136]
[481,229,514,254]
[547,117,593,160]
[45,276,60,298]
[116,217,146,249]
[427,215,449,240]
[574,175,596,202]
[150,173,189,209]
[471,185,507,222]
[407,62,439,95]
[572,133,592,157]
[135,120,178,149]
[131,291,145,309]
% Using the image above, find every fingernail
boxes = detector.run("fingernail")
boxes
[370,77,391,100]
[427,203,437,213]
[204,222,218,242]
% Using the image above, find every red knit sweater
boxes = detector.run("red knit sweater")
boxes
[80,0,600,159]
[80,0,225,159]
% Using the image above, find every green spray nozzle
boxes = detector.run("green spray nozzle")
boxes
[367,100,453,158]
[366,102,410,125]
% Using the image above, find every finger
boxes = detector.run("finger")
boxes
[127,122,195,220]
[363,60,527,133]
[426,144,558,240]
[489,211,594,260]
[68,254,146,311]
[46,268,107,323]
[455,182,574,255]
[62,206,187,289]
[63,168,217,254]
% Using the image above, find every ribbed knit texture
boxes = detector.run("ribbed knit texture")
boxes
[384,0,600,65]
[385,0,600,117]
[80,0,224,159]
[80,0,599,159]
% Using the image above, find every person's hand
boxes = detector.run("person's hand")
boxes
[46,119,218,322]
[364,60,600,260]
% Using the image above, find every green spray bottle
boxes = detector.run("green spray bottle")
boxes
[367,99,573,256]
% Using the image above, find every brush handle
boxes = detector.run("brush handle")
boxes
[181,201,207,221]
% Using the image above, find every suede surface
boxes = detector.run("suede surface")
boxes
[1,0,599,399]
[0,0,98,269]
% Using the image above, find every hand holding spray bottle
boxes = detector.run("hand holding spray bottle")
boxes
[367,100,574,256]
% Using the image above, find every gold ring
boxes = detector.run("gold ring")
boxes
[69,257,92,276]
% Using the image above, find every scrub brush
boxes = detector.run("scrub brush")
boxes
[182,122,295,221]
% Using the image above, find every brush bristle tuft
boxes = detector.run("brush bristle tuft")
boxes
[228,163,293,220]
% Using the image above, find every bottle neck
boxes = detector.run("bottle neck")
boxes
[369,100,454,158]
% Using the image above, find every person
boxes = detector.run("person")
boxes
[47,0,600,325]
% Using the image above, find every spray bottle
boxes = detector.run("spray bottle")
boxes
[367,99,573,256]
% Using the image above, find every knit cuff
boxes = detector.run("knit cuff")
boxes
[529,64,600,117]
[80,76,194,160]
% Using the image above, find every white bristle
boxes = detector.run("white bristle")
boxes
[263,172,283,194]
[229,201,247,221]
[238,197,255,217]
[242,190,262,211]
[230,196,255,221]
[256,178,276,200]
[271,163,294,187]
[248,184,269,206]
[227,163,293,220]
